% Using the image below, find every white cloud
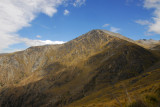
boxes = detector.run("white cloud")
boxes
[102,24,120,33]
[1,48,24,53]
[64,9,70,15]
[36,35,42,38]
[102,24,110,27]
[136,0,160,34]
[22,38,65,46]
[135,20,151,25]
[0,0,65,52]
[0,0,86,53]
[110,27,120,33]
[144,0,160,34]
[73,0,86,7]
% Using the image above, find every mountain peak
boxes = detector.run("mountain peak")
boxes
[75,29,134,43]
[0,29,160,107]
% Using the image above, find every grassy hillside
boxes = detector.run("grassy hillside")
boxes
[0,30,160,107]
[67,63,160,107]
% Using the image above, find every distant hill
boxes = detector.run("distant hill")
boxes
[136,39,160,49]
[0,30,160,107]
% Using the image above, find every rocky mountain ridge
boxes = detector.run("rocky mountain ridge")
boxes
[0,29,160,107]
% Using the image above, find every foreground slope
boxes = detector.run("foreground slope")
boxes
[0,30,159,107]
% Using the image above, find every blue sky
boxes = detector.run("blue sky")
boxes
[0,0,160,53]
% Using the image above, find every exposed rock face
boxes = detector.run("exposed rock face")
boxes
[0,30,159,107]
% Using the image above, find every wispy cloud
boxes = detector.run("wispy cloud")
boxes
[135,20,151,25]
[102,24,110,27]
[102,23,120,33]
[64,9,70,15]
[110,27,120,33]
[0,0,86,53]
[73,0,86,7]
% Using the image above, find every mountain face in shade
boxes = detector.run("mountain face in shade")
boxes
[0,30,160,107]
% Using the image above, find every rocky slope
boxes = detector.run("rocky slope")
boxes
[0,45,61,87]
[0,30,160,107]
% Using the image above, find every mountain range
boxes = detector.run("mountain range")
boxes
[0,30,160,107]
